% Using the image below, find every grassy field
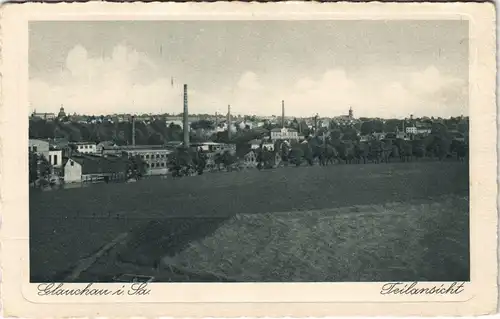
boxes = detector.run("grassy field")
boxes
[30,161,469,282]
[162,195,469,282]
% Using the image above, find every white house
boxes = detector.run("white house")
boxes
[48,149,62,168]
[416,128,432,135]
[71,142,97,154]
[31,112,56,121]
[64,155,126,183]
[270,127,299,141]
[405,126,418,134]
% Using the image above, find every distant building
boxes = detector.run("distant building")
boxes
[64,155,127,183]
[360,135,370,142]
[270,127,299,141]
[31,112,56,121]
[333,107,356,125]
[29,139,50,159]
[71,142,98,154]
[405,126,418,135]
[406,126,431,136]
[416,128,432,135]
[191,142,234,153]
[57,106,66,119]
[248,139,274,151]
[96,141,118,155]
[102,145,173,176]
[48,138,72,158]
[243,150,258,168]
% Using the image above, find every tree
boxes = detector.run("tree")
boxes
[384,119,402,133]
[330,129,341,141]
[126,154,148,179]
[38,155,51,180]
[457,121,469,134]
[372,120,384,133]
[166,123,183,142]
[191,120,215,131]
[329,121,339,131]
[148,132,163,145]
[221,150,237,169]
[360,121,374,135]
[29,152,39,183]
[289,147,304,166]
[341,127,359,141]
[29,152,51,185]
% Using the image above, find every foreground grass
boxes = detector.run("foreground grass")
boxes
[162,195,469,282]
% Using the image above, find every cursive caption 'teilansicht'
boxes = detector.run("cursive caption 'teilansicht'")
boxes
[380,282,466,295]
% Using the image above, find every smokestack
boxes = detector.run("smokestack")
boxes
[282,100,285,128]
[183,84,189,147]
[227,105,232,140]
[132,115,136,146]
[215,112,218,127]
[314,114,318,134]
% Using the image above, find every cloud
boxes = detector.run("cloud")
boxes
[237,71,263,90]
[30,44,179,115]
[30,45,467,118]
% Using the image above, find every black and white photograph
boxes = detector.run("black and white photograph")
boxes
[0,2,497,317]
[27,19,473,284]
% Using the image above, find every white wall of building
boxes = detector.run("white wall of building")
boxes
[270,128,299,141]
[64,159,82,183]
[75,144,97,154]
[405,127,417,134]
[48,150,63,168]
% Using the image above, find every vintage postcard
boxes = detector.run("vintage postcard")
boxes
[0,1,497,317]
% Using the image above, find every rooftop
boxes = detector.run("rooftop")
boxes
[69,154,127,175]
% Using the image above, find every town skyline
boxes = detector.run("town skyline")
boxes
[30,20,468,118]
[31,105,466,121]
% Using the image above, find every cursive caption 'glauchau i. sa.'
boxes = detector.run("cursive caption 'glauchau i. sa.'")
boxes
[380,282,465,295]
[37,283,151,296]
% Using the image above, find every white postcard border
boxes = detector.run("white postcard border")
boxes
[0,2,497,317]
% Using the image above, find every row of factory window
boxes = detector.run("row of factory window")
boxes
[77,145,94,149]
[147,162,167,168]
[129,153,169,160]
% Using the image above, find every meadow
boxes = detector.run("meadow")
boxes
[30,161,469,282]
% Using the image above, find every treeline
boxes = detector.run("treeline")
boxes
[29,116,469,146]
[29,119,186,145]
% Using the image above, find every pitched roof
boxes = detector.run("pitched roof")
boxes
[71,141,96,146]
[68,155,127,175]
[270,127,298,132]
[97,141,117,148]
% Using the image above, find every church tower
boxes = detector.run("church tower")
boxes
[348,106,353,120]
[58,105,66,119]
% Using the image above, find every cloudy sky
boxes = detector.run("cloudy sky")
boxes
[29,20,468,118]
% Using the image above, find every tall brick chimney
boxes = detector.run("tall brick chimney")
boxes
[132,115,136,146]
[183,84,189,148]
[282,100,285,128]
